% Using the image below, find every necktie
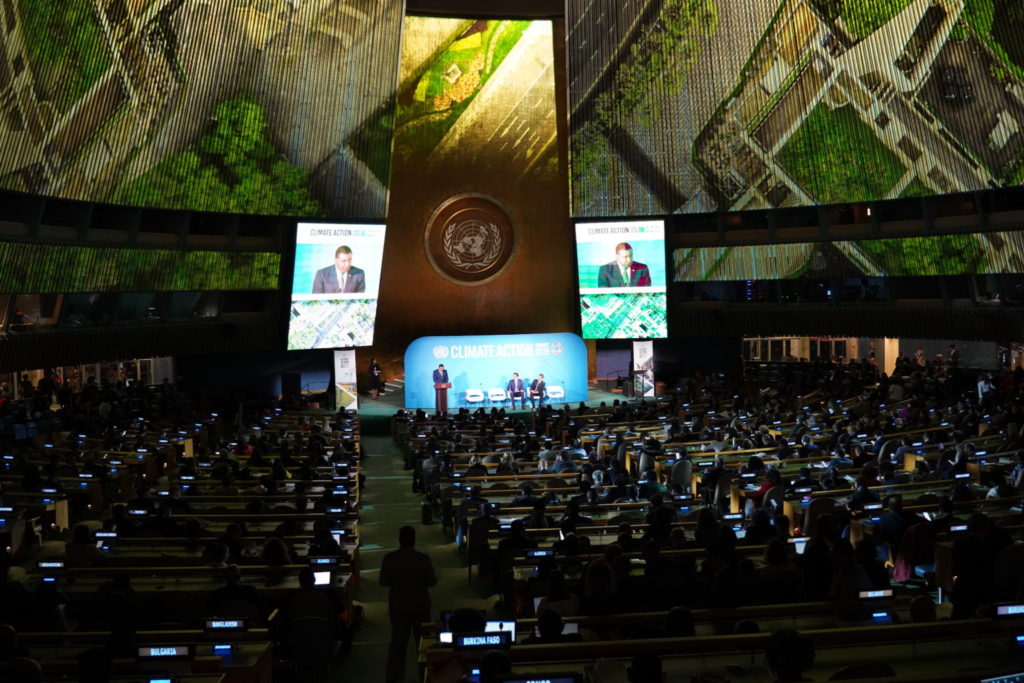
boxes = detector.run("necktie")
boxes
[621,266,628,285]
[341,273,347,291]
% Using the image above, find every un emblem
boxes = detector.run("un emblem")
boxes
[425,194,516,286]
[432,345,450,360]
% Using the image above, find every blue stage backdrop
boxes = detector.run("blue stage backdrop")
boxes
[404,333,589,410]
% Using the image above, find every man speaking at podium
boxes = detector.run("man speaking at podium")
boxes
[597,242,651,288]
[432,364,450,414]
[506,372,525,409]
[312,245,366,293]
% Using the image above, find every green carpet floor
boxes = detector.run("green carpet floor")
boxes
[337,435,495,682]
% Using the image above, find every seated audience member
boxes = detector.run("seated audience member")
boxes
[803,514,841,601]
[447,607,486,635]
[579,558,619,616]
[207,565,267,622]
[285,567,341,636]
[0,657,42,683]
[637,469,665,499]
[535,570,579,617]
[587,659,629,683]
[521,500,555,529]
[844,476,880,510]
[692,507,719,549]
[308,525,346,559]
[734,619,761,634]
[909,595,938,623]
[829,538,872,601]
[699,456,729,504]
[477,649,512,683]
[215,523,246,563]
[552,450,578,474]
[704,540,749,607]
[789,467,820,491]
[930,495,960,533]
[745,509,775,545]
[765,630,815,683]
[262,536,294,569]
[746,468,783,512]
[522,609,582,644]
[755,538,800,603]
[77,647,113,683]
[0,624,27,662]
[202,542,231,568]
[511,482,542,508]
[877,494,926,549]
[951,512,1012,619]
[855,539,890,589]
[616,522,642,553]
[65,524,107,568]
[627,653,664,683]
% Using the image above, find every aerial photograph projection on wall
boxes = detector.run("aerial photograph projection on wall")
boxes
[0,1,402,219]
[392,17,559,185]
[577,220,668,339]
[288,222,386,350]
[673,229,1024,281]
[568,0,1024,216]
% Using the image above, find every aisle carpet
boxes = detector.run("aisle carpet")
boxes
[337,436,495,682]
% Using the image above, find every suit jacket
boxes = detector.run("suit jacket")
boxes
[597,261,651,287]
[312,265,366,293]
[432,369,449,384]
[506,378,524,396]
[530,380,546,397]
[379,546,437,619]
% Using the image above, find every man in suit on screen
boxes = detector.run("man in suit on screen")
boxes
[506,372,525,409]
[312,245,365,293]
[597,242,651,288]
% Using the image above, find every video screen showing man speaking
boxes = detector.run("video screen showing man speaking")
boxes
[576,220,666,339]
[288,222,386,349]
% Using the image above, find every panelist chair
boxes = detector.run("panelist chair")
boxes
[487,388,507,407]
[464,389,485,407]
[547,385,565,401]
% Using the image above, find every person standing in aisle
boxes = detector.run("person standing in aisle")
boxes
[380,525,437,683]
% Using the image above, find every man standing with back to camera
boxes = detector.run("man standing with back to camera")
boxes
[380,525,437,683]
[312,245,365,293]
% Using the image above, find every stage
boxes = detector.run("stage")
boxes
[353,379,628,420]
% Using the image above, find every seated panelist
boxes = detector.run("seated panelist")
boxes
[506,372,526,409]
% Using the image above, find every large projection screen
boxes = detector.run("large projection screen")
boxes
[288,222,386,349]
[568,0,1024,216]
[0,1,402,219]
[576,219,667,339]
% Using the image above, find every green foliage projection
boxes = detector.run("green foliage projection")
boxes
[857,234,986,276]
[18,0,112,113]
[952,0,995,39]
[672,233,1008,282]
[841,0,912,39]
[0,242,280,294]
[113,95,325,217]
[898,177,932,198]
[347,104,396,185]
[777,104,906,204]
[572,0,719,190]
[991,0,1024,73]
[393,20,528,160]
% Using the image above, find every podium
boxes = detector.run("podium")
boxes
[434,382,451,413]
